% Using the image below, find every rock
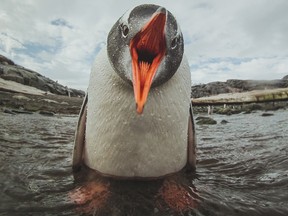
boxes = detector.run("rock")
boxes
[23,103,42,112]
[221,120,228,124]
[0,55,85,97]
[60,101,69,105]
[191,77,288,98]
[263,103,285,111]
[40,99,58,104]
[0,89,83,115]
[242,104,263,112]
[12,95,31,101]
[191,81,235,98]
[243,110,252,114]
[11,109,33,114]
[0,55,15,65]
[214,107,242,115]
[39,111,55,116]
[195,116,207,121]
[261,112,274,117]
[3,108,16,115]
[196,116,217,125]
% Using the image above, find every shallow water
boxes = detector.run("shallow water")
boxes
[0,110,287,216]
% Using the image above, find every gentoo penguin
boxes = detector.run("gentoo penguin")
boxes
[73,4,196,179]
[70,4,199,214]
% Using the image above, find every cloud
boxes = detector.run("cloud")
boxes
[191,56,288,85]
[0,33,25,54]
[0,0,287,90]
[51,18,73,29]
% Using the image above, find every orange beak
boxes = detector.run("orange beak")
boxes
[130,11,167,114]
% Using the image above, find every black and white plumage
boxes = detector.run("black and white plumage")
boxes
[73,4,196,179]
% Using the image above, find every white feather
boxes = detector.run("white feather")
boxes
[85,48,191,178]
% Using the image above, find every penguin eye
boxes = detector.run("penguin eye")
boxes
[171,36,179,49]
[121,24,129,38]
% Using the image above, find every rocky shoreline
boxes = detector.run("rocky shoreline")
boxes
[190,74,288,118]
[1,54,287,117]
[0,54,85,97]
[0,54,84,116]
[192,101,287,115]
[0,90,83,115]
[191,76,288,98]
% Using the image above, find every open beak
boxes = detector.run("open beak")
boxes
[130,9,167,114]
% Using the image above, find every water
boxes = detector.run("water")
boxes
[0,110,287,216]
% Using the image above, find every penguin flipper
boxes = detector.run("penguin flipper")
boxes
[72,94,88,172]
[187,103,197,170]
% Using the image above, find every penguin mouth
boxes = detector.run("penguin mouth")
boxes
[130,11,167,114]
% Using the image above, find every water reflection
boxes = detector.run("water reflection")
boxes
[70,166,199,215]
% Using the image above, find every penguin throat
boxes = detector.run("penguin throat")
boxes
[131,13,167,70]
[130,12,167,114]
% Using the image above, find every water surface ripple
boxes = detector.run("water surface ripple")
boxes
[0,110,287,215]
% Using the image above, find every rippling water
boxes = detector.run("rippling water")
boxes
[0,110,287,216]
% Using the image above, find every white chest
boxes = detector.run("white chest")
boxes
[84,49,191,178]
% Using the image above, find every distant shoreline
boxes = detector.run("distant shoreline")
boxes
[192,87,288,106]
[0,90,83,115]
[1,76,288,116]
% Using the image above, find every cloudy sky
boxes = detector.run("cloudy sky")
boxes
[1,0,288,90]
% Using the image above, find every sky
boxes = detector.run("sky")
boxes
[1,0,288,90]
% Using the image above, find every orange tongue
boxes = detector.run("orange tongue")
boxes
[139,61,150,89]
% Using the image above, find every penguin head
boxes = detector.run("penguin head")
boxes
[107,4,184,114]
